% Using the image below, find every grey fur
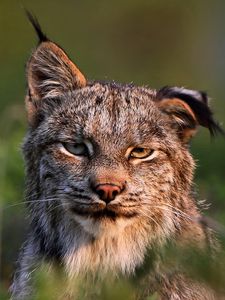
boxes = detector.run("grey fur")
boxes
[10,19,223,300]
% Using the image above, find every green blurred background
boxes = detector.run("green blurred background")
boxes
[0,0,225,297]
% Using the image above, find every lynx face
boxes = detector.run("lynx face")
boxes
[27,83,194,238]
[22,15,222,276]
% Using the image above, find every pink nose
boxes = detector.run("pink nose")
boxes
[94,184,122,203]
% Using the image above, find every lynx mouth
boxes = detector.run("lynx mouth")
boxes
[70,206,138,220]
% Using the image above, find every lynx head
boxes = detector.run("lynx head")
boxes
[23,14,223,269]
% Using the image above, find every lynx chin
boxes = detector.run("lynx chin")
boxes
[11,12,224,300]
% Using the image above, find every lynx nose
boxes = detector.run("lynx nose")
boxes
[94,184,122,203]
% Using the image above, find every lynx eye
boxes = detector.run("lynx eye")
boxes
[129,147,154,159]
[62,142,89,157]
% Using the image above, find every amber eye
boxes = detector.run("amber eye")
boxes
[129,147,154,159]
[63,142,89,156]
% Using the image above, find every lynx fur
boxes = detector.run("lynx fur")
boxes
[11,13,224,299]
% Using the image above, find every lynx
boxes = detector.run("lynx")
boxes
[11,13,224,299]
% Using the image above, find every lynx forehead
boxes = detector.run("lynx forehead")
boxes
[11,12,223,300]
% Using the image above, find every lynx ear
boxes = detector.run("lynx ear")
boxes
[156,87,223,143]
[25,12,86,124]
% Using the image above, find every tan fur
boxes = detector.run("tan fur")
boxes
[157,98,198,142]
[26,41,86,124]
[11,21,224,299]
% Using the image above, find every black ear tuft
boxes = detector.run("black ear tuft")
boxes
[156,86,224,137]
[25,9,48,43]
